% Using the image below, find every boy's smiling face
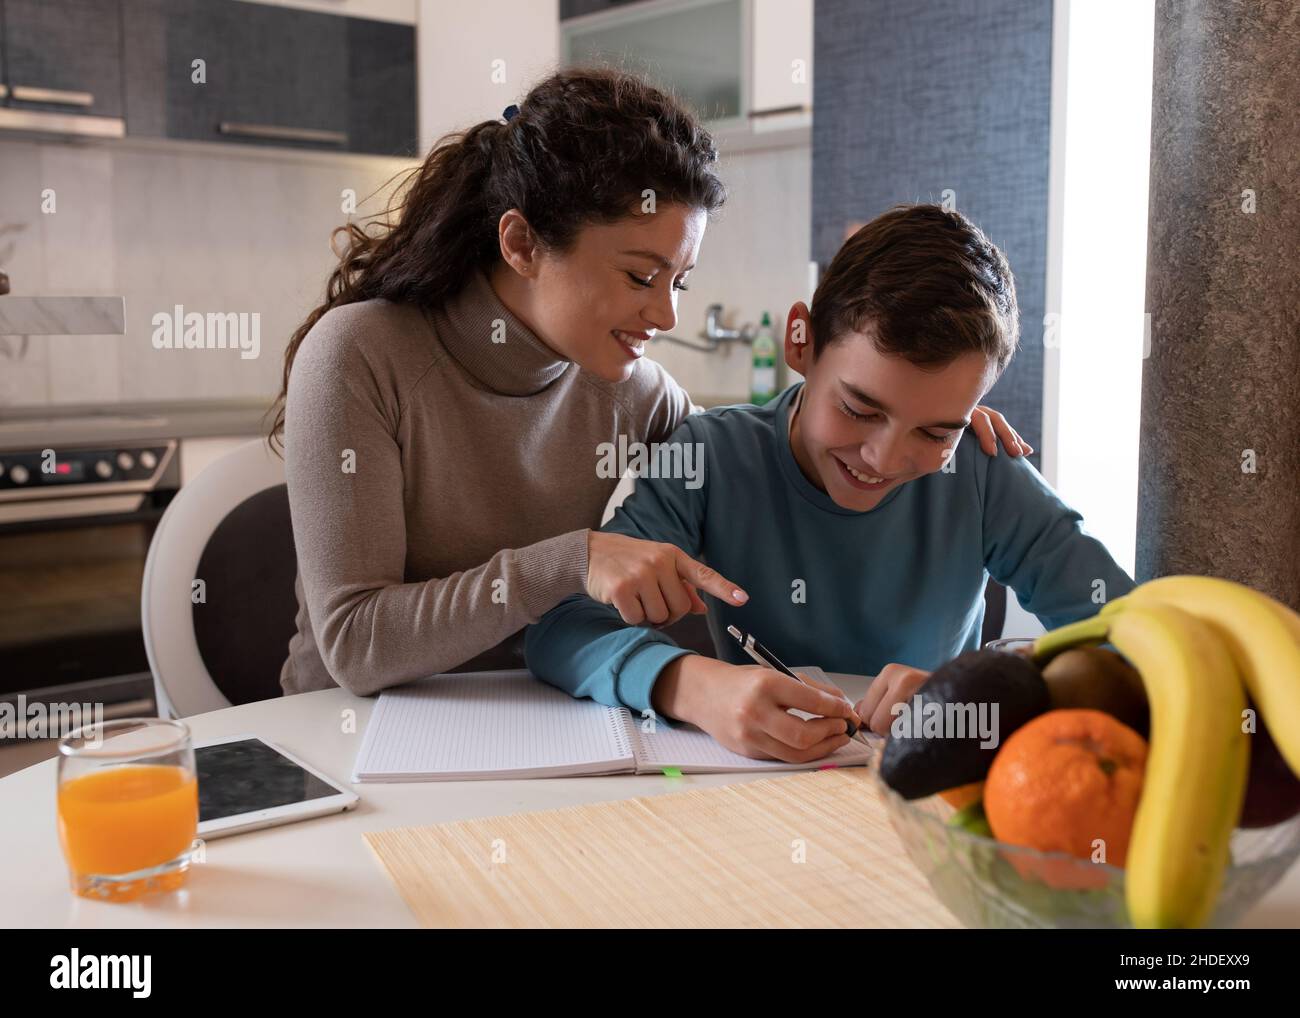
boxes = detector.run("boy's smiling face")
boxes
[783,302,997,511]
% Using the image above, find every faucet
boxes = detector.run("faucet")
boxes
[655,303,757,353]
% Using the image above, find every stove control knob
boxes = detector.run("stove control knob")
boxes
[9,464,29,484]
[95,459,113,480]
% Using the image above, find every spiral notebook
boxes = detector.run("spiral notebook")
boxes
[351,668,876,782]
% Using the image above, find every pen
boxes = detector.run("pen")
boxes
[726,625,869,744]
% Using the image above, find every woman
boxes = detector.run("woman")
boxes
[269,68,1029,701]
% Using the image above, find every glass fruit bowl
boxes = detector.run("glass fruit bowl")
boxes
[870,761,1300,929]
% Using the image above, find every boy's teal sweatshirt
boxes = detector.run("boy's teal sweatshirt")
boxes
[524,382,1135,719]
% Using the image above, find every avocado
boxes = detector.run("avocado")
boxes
[879,649,1050,800]
[1041,646,1149,737]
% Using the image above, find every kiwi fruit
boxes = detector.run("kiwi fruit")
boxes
[1041,646,1148,737]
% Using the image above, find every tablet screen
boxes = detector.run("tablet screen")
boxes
[196,738,340,822]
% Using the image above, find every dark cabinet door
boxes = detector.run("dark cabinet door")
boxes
[164,0,349,149]
[116,0,416,156]
[1,0,124,118]
[346,16,416,158]
[157,0,232,143]
[218,0,349,146]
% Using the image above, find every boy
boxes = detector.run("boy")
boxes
[524,204,1134,763]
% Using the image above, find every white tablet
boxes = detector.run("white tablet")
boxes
[194,733,359,840]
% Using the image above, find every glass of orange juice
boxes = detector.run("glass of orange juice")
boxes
[57,718,198,903]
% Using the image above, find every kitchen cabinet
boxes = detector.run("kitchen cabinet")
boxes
[232,0,415,21]
[161,0,351,149]
[345,15,417,157]
[564,0,745,125]
[124,0,417,157]
[0,0,125,121]
[560,0,812,134]
[750,0,812,126]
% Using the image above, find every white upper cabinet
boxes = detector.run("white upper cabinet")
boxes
[750,0,813,130]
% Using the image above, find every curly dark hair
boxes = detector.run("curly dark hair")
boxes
[268,67,728,450]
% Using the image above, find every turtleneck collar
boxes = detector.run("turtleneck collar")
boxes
[426,268,571,396]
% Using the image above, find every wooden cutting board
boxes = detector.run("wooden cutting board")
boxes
[364,768,960,928]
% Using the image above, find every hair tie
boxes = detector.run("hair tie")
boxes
[502,104,519,122]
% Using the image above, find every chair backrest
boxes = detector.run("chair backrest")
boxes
[142,439,297,718]
[980,578,1007,645]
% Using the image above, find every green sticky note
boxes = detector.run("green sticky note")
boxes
[662,767,682,778]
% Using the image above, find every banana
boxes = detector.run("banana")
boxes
[1034,602,1249,929]
[1274,599,1300,647]
[1108,604,1248,929]
[1117,576,1300,778]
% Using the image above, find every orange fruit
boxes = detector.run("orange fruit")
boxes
[938,781,984,810]
[984,708,1147,889]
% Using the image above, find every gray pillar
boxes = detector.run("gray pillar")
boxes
[1137,0,1300,608]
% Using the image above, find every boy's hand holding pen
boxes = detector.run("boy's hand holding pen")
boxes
[727,626,870,745]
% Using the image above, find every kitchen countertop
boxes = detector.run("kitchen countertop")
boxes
[0,398,277,451]
[0,393,754,452]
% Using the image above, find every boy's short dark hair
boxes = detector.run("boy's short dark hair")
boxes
[809,204,1019,372]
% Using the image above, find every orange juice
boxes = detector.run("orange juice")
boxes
[58,764,198,898]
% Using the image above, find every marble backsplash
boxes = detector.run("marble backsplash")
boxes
[0,133,810,409]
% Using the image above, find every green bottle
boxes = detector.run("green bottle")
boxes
[750,311,777,405]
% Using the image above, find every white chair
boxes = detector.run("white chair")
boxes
[142,438,296,719]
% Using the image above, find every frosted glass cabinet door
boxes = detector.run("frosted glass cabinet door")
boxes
[562,0,745,125]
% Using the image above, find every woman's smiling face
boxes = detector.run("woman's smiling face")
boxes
[784,304,997,511]
[491,202,707,382]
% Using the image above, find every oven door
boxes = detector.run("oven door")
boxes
[0,445,179,719]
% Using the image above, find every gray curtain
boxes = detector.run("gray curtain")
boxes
[811,0,1054,458]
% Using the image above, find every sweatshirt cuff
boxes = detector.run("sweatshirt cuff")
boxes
[517,529,590,619]
[617,642,698,727]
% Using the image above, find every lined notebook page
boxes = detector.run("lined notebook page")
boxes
[351,670,634,782]
[629,666,877,773]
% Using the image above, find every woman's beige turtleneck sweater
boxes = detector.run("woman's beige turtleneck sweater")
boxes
[280,270,692,696]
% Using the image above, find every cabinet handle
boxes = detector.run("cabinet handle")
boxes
[748,104,811,118]
[10,85,95,107]
[0,107,124,138]
[218,122,348,145]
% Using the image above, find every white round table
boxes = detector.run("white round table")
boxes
[5,676,1299,928]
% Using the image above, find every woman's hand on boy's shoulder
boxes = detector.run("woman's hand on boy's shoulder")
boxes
[970,405,1033,458]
